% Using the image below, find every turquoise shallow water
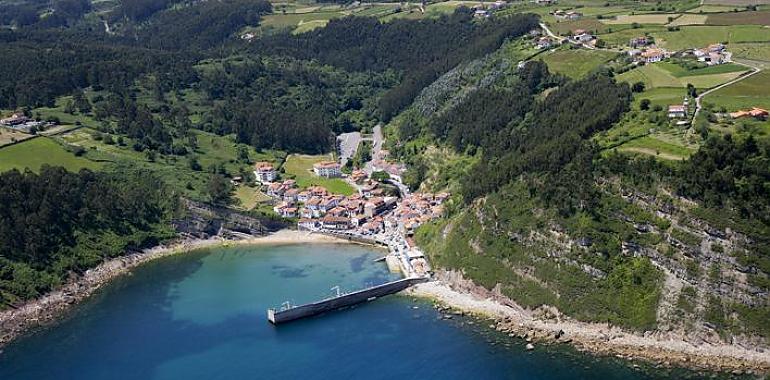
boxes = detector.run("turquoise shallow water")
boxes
[0,244,712,379]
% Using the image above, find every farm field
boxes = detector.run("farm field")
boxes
[282,154,355,195]
[0,137,101,173]
[651,25,770,50]
[538,49,617,78]
[633,87,688,108]
[667,13,708,26]
[688,5,744,12]
[706,10,770,25]
[598,26,666,46]
[703,0,770,5]
[603,14,679,24]
[617,63,748,89]
[731,43,770,62]
[705,70,770,111]
[0,127,35,147]
[549,19,613,35]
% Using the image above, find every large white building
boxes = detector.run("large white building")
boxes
[254,161,276,183]
[313,161,341,178]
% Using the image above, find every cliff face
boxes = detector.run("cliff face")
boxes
[174,199,289,239]
[415,181,770,347]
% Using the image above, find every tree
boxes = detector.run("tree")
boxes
[639,99,651,111]
[72,90,91,114]
[372,171,391,182]
[207,174,234,206]
[631,82,646,93]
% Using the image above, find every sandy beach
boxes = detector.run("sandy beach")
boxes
[0,229,353,349]
[407,271,770,375]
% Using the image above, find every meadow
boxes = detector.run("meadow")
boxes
[282,154,355,195]
[652,25,770,50]
[603,14,679,24]
[0,137,101,173]
[617,134,695,161]
[617,62,748,89]
[705,70,770,111]
[55,127,285,203]
[539,49,618,78]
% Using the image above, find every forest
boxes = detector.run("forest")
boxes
[0,167,178,307]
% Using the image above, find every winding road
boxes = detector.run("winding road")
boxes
[692,60,761,120]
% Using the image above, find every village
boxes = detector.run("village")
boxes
[254,149,448,278]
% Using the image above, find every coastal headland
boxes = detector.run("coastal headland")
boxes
[408,271,770,375]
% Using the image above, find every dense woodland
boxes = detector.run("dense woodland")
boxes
[0,167,177,306]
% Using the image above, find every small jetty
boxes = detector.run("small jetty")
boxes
[267,277,428,324]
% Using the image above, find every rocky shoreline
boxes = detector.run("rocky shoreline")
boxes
[407,270,770,376]
[0,230,352,350]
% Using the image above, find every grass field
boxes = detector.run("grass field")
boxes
[56,127,285,201]
[282,154,354,195]
[603,14,679,24]
[617,134,695,161]
[705,70,770,111]
[539,49,617,78]
[233,186,272,211]
[0,137,102,173]
[706,10,770,25]
[633,87,689,108]
[652,25,770,50]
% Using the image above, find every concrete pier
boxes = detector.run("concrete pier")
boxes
[267,277,428,324]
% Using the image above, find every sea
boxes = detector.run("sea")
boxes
[0,244,721,379]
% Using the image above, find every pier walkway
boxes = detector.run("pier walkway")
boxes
[267,277,428,324]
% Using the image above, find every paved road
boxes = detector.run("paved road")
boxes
[363,124,383,174]
[693,61,761,120]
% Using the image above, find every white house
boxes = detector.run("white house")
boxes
[253,162,276,183]
[668,105,687,119]
[313,161,341,178]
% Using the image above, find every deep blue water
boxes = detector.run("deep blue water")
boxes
[0,244,713,379]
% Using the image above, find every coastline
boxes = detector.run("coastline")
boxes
[0,229,353,349]
[406,270,770,375]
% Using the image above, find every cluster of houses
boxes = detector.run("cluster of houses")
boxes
[391,192,449,233]
[628,39,730,67]
[552,9,582,20]
[472,1,508,18]
[570,28,594,44]
[370,149,406,182]
[0,113,45,133]
[536,36,555,49]
[690,43,729,66]
[627,37,671,64]
[729,107,769,121]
